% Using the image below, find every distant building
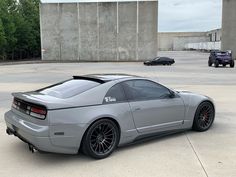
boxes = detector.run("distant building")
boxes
[40,0,158,61]
[158,29,222,51]
[207,29,221,42]
[158,32,209,51]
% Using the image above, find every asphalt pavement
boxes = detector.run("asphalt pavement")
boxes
[0,51,235,177]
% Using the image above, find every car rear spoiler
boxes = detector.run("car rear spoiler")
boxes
[11,92,74,110]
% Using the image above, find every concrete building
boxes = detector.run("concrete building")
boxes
[158,32,209,51]
[207,29,221,42]
[158,29,222,51]
[185,29,222,51]
[40,0,158,61]
[222,0,236,58]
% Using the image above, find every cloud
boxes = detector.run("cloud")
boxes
[158,0,222,32]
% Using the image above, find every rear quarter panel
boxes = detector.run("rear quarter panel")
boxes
[48,102,137,148]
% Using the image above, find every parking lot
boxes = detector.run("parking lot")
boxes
[0,51,235,177]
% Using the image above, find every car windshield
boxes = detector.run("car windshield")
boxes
[39,79,101,98]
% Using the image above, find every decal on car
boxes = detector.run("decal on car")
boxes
[104,97,117,103]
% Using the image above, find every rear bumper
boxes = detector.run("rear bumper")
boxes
[4,110,79,154]
[218,60,231,64]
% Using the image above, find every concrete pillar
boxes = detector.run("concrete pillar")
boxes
[222,0,236,59]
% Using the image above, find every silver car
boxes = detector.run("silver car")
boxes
[5,74,215,159]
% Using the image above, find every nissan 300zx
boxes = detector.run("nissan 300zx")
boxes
[5,74,215,159]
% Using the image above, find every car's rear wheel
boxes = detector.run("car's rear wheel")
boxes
[214,60,219,68]
[192,102,215,132]
[82,119,119,159]
[230,60,235,68]
[208,59,212,67]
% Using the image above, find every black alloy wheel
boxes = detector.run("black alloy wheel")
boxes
[82,119,119,159]
[193,102,215,132]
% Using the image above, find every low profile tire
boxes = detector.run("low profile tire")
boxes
[214,60,219,68]
[230,60,235,68]
[192,102,215,132]
[82,119,119,159]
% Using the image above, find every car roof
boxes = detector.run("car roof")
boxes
[73,74,140,83]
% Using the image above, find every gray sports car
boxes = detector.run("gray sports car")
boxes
[5,74,215,159]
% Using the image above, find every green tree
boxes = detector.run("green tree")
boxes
[0,0,40,60]
[0,19,7,59]
[17,0,40,58]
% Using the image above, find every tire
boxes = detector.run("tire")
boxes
[192,102,215,132]
[230,60,235,68]
[214,60,219,68]
[82,119,119,159]
[208,60,212,67]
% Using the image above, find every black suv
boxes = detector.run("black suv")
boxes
[208,50,234,68]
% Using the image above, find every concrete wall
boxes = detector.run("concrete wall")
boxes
[222,0,236,59]
[40,1,158,61]
[185,42,221,51]
[158,32,209,51]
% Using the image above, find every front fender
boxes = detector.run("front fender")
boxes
[178,91,214,128]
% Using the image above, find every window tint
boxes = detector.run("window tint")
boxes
[104,84,126,103]
[122,80,171,101]
[39,79,100,98]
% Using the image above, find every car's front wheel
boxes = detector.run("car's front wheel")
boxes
[192,102,215,132]
[82,119,119,159]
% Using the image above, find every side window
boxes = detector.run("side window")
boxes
[122,80,171,101]
[103,84,126,104]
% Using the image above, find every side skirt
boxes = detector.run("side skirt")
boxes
[119,128,189,147]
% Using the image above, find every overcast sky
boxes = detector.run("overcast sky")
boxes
[158,0,222,32]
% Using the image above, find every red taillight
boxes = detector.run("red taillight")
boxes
[30,107,47,119]
[31,107,47,115]
[12,98,47,120]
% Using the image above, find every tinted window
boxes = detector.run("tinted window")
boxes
[39,79,100,98]
[122,80,171,101]
[104,84,126,104]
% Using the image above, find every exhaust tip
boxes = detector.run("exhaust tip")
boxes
[6,128,13,135]
[28,144,36,153]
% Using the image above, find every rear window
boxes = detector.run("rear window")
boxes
[216,52,228,56]
[39,79,101,98]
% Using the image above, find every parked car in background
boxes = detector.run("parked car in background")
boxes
[5,74,215,159]
[208,50,234,68]
[144,57,175,66]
